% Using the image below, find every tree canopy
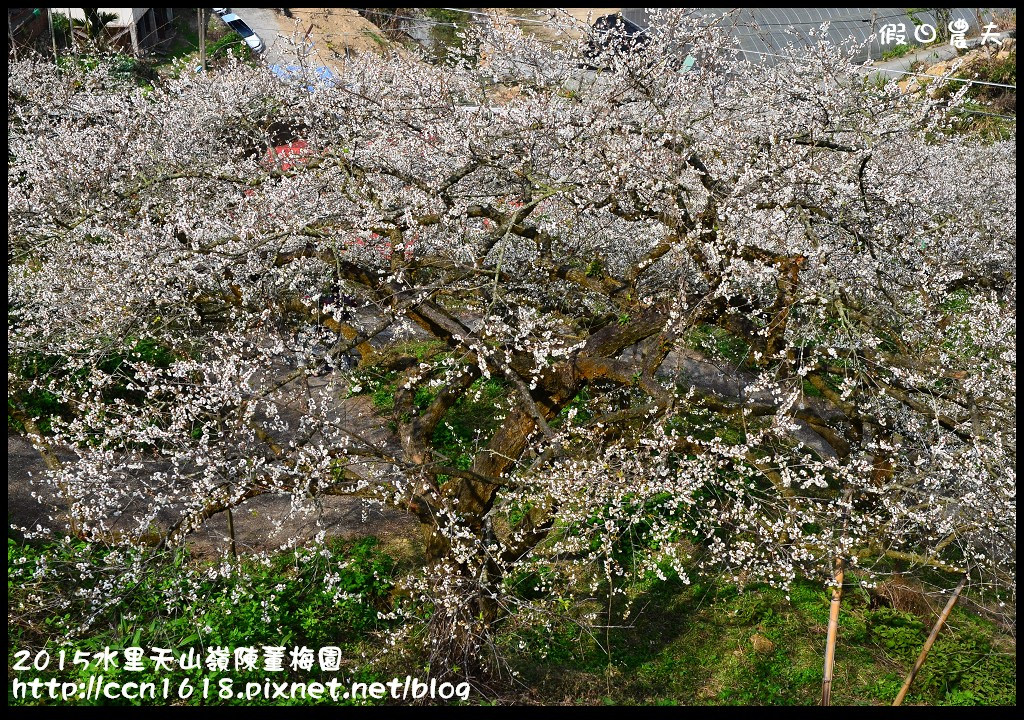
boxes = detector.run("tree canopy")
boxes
[8,11,1016,678]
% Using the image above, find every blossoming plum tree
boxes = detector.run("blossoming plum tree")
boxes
[8,11,1015,678]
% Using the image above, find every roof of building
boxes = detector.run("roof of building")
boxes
[618,8,987,65]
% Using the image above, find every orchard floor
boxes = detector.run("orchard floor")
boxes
[7,415,420,559]
[7,362,1015,706]
[7,340,834,557]
[7,425,1016,706]
[8,530,1016,706]
[502,576,1016,706]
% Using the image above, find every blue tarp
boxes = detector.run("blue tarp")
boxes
[269,64,337,92]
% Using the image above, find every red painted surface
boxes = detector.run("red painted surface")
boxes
[266,140,310,171]
[248,140,416,260]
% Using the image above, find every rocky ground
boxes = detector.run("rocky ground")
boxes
[896,37,1016,92]
[7,394,419,559]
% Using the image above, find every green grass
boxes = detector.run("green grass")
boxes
[347,340,448,411]
[512,577,1015,705]
[205,30,254,63]
[153,15,257,74]
[422,8,476,64]
[9,533,1015,705]
[881,43,912,61]
[346,342,506,466]
[8,537,400,706]
[918,48,1016,141]
[431,378,505,470]
[150,14,200,64]
[683,324,751,366]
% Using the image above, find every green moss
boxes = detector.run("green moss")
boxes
[802,380,823,397]
[684,324,750,365]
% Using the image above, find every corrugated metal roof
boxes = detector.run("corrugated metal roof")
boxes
[618,8,984,64]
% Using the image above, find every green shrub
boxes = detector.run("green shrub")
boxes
[866,607,926,658]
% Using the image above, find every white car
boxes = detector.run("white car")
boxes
[220,13,265,55]
[211,8,229,17]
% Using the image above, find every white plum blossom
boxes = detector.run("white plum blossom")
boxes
[7,10,1015,679]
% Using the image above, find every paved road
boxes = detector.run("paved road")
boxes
[222,7,294,67]
[864,33,1013,86]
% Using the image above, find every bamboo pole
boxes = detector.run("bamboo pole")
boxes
[893,575,969,706]
[47,8,59,60]
[198,8,206,72]
[226,507,237,561]
[821,555,845,705]
[9,11,18,62]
